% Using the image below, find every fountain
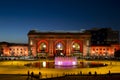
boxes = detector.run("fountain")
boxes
[24,57,108,69]
[55,57,77,66]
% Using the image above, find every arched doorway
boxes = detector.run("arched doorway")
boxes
[72,43,80,53]
[39,42,47,53]
[55,41,65,56]
[37,40,48,58]
[72,40,83,58]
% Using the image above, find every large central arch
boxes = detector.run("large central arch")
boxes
[54,40,66,56]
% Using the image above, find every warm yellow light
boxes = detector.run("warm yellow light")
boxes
[72,45,75,48]
[30,40,33,45]
[43,61,46,68]
[43,45,46,48]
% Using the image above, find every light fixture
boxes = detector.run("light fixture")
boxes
[72,45,75,48]
[43,44,46,48]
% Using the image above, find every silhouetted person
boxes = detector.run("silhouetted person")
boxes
[31,72,34,80]
[39,72,42,79]
[94,71,97,76]
[108,70,111,75]
[89,71,91,75]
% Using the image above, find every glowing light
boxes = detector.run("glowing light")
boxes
[43,45,46,48]
[72,45,75,48]
[58,44,61,48]
[55,57,77,66]
[86,40,89,46]
[58,61,62,65]
[60,53,63,56]
[30,40,33,45]
[43,61,46,67]
[72,61,77,65]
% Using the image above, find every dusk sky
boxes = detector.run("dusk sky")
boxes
[0,0,120,43]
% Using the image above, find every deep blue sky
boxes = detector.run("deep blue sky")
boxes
[0,0,120,43]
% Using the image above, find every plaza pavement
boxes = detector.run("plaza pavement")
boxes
[0,60,120,79]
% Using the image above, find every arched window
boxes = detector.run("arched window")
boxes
[56,42,64,50]
[55,42,65,56]
[72,40,83,53]
[72,43,80,52]
[37,40,48,53]
[39,42,47,52]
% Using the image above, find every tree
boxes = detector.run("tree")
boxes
[114,50,120,59]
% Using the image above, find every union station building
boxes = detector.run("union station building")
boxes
[0,28,120,58]
[28,30,91,58]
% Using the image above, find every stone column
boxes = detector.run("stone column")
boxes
[66,39,72,56]
[49,39,54,57]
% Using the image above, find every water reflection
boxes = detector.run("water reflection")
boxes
[24,61,108,69]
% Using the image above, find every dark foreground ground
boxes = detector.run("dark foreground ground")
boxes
[1,73,120,80]
[40,73,120,80]
[0,74,28,80]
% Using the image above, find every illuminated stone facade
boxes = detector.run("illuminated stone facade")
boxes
[0,28,120,58]
[28,30,91,57]
[90,44,120,58]
[0,42,28,56]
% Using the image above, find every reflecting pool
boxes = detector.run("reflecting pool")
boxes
[24,61,108,69]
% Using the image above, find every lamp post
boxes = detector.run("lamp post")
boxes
[43,44,46,58]
[86,40,90,59]
[72,45,75,57]
[43,44,46,52]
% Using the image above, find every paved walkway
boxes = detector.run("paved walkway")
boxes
[0,74,29,80]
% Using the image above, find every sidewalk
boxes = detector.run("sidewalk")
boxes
[0,74,29,80]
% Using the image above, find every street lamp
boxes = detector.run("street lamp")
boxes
[42,44,46,58]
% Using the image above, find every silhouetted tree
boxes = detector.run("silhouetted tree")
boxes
[114,50,120,59]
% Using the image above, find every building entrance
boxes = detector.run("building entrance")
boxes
[55,42,65,56]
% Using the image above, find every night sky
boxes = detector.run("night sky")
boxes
[0,0,120,43]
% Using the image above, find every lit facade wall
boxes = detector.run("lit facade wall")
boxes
[0,29,120,58]
[9,46,28,56]
[28,30,91,57]
[90,44,120,57]
[2,44,9,56]
[0,42,28,56]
